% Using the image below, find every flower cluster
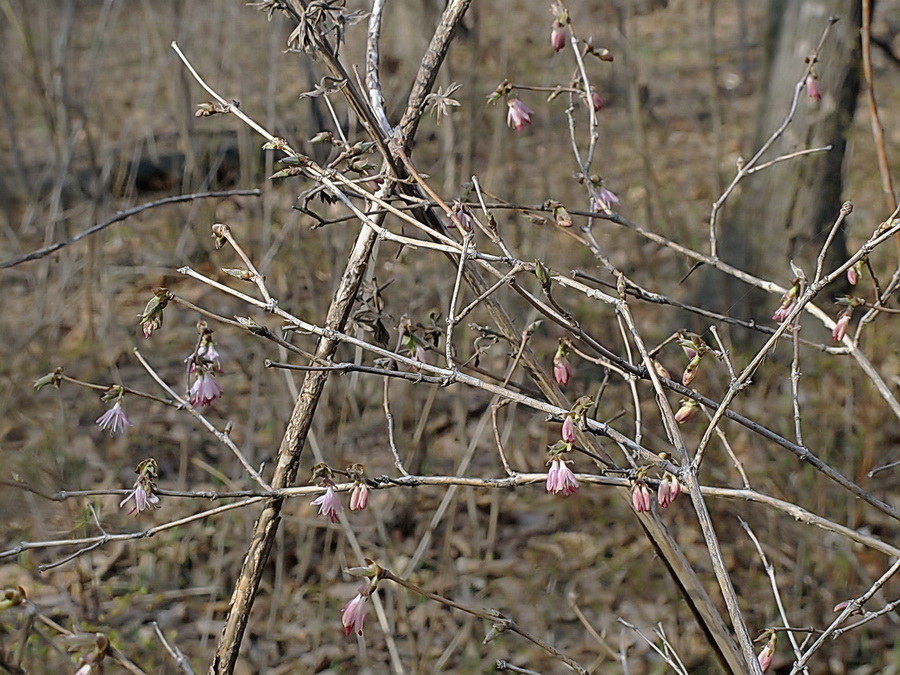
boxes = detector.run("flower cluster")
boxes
[187,323,223,407]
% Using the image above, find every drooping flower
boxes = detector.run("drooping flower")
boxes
[591,186,619,214]
[832,310,851,342]
[682,355,701,387]
[589,90,605,113]
[757,632,776,672]
[189,370,222,407]
[553,340,574,386]
[120,458,161,516]
[350,483,369,511]
[506,97,533,131]
[96,401,133,436]
[341,591,368,636]
[138,290,168,339]
[805,73,822,101]
[674,398,699,424]
[550,24,567,52]
[311,486,343,523]
[631,479,652,513]
[657,473,681,508]
[561,415,576,443]
[772,282,800,322]
[546,457,579,496]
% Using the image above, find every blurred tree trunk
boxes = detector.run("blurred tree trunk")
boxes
[708,0,861,332]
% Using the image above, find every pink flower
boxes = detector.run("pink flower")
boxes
[832,312,851,342]
[682,357,700,387]
[120,482,160,516]
[546,457,579,496]
[190,371,221,407]
[631,480,652,513]
[772,302,794,322]
[350,483,369,511]
[674,399,698,424]
[591,186,619,213]
[311,486,342,523]
[550,24,567,52]
[589,91,604,113]
[757,634,776,672]
[847,265,858,286]
[657,473,681,508]
[805,74,822,101]
[553,356,574,386]
[96,401,133,435]
[506,98,533,131]
[341,592,367,636]
[561,415,576,443]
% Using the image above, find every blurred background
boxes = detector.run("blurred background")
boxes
[1,0,899,672]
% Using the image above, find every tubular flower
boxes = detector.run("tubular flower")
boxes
[550,24,567,52]
[350,482,369,511]
[561,415,576,443]
[757,633,776,672]
[805,73,822,101]
[553,341,574,386]
[341,592,368,636]
[674,398,699,424]
[96,401,133,435]
[631,479,652,513]
[189,369,222,407]
[591,186,619,213]
[506,97,533,131]
[311,486,342,523]
[832,310,851,342]
[120,458,161,516]
[546,457,579,496]
[657,473,681,508]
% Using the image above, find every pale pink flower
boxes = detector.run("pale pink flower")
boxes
[561,415,576,443]
[553,356,574,386]
[588,91,604,113]
[631,481,652,513]
[833,600,851,613]
[311,486,342,523]
[657,473,681,508]
[682,357,700,387]
[674,399,699,424]
[550,24,567,52]
[546,457,579,496]
[757,634,776,672]
[506,98,533,131]
[805,74,822,101]
[190,371,221,407]
[847,265,858,286]
[591,187,619,213]
[772,302,794,322]
[350,483,369,511]
[341,592,367,636]
[832,312,850,342]
[96,401,133,435]
[75,665,93,675]
[119,482,160,516]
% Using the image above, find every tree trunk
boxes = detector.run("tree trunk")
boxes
[711,0,861,330]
